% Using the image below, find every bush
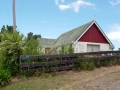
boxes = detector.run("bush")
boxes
[0,30,23,76]
[104,60,111,66]
[75,60,95,71]
[87,62,95,70]
[117,59,120,65]
[75,60,87,70]
[0,69,11,87]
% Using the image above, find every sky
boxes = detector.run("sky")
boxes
[0,0,120,50]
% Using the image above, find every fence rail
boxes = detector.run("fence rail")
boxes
[20,51,120,74]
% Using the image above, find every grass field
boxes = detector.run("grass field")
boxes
[1,66,120,90]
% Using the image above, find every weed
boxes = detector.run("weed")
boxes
[87,62,95,70]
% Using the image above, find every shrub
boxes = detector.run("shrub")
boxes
[86,62,95,70]
[59,45,67,54]
[75,60,87,70]
[67,44,74,54]
[94,60,100,67]
[75,60,95,71]
[104,60,111,66]
[0,30,24,76]
[0,69,11,87]
[23,38,40,55]
[117,59,120,65]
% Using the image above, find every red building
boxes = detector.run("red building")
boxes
[38,20,114,53]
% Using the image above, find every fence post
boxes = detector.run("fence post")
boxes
[118,48,120,56]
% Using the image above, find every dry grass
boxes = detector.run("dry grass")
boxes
[1,66,120,90]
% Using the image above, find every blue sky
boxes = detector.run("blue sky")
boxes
[0,0,120,50]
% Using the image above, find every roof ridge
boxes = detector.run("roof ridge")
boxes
[55,20,94,46]
[58,20,94,37]
[38,38,56,40]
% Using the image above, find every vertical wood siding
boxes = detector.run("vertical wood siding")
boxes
[79,23,109,44]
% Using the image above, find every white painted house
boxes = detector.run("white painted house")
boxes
[38,20,114,53]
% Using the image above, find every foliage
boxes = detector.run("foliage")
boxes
[1,25,14,33]
[67,44,74,54]
[117,59,120,65]
[33,34,41,40]
[86,62,95,70]
[75,60,95,71]
[59,45,67,54]
[0,30,24,75]
[27,32,33,40]
[27,32,41,40]
[75,60,87,70]
[23,38,41,55]
[0,68,11,87]
[59,44,74,54]
[104,60,111,66]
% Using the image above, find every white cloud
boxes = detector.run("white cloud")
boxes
[55,0,95,12]
[109,0,120,6]
[59,4,70,10]
[106,24,120,42]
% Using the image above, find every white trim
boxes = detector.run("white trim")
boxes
[74,20,114,49]
[74,20,95,44]
[94,21,114,49]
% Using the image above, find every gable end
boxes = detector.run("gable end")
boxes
[78,23,109,44]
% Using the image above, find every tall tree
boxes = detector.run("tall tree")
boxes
[27,32,41,40]
[33,34,41,39]
[27,32,33,40]
[1,25,14,33]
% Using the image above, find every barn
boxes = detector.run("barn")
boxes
[38,20,114,53]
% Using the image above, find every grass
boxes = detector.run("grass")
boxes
[1,66,120,90]
[1,72,73,90]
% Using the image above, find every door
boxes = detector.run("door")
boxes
[87,45,99,52]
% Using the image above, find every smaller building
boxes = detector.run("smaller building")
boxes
[37,38,56,53]
[38,20,114,53]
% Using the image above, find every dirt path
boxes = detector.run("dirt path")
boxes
[59,66,120,90]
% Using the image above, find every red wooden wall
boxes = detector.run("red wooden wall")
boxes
[79,23,109,44]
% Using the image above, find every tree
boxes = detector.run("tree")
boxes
[33,34,41,39]
[67,44,74,54]
[27,32,33,40]
[27,32,41,40]
[23,38,40,55]
[59,45,67,54]
[1,25,14,33]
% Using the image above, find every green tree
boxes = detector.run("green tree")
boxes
[33,34,41,39]
[27,32,33,40]
[27,32,41,40]
[23,38,40,55]
[59,45,67,54]
[1,25,14,33]
[67,44,74,54]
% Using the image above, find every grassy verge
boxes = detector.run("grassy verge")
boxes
[1,66,120,90]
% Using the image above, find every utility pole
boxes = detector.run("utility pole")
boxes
[13,0,16,31]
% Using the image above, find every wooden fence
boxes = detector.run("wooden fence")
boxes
[20,51,120,74]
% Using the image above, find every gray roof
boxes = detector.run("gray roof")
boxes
[38,20,114,49]
[37,38,56,47]
[55,20,94,46]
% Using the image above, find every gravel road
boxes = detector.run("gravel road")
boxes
[60,66,120,90]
